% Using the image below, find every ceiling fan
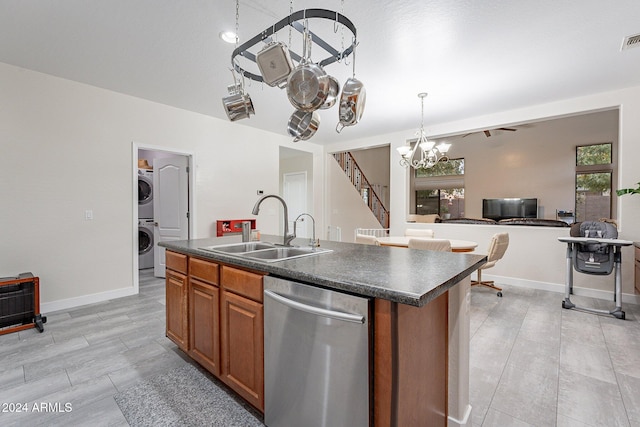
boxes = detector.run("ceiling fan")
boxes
[462,127,517,138]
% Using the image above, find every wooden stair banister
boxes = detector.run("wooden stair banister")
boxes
[332,152,390,228]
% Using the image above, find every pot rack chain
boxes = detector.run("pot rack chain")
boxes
[234,0,240,48]
[288,0,293,48]
[231,8,357,83]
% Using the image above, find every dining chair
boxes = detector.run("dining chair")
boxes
[404,228,435,238]
[355,233,380,245]
[408,238,451,252]
[471,232,509,297]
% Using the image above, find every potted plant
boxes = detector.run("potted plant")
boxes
[617,182,640,196]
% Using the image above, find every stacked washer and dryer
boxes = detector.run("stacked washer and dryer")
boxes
[138,166,155,270]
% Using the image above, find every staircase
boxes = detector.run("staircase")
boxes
[332,151,390,228]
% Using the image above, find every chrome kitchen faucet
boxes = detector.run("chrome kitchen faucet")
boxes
[294,213,318,248]
[252,194,296,247]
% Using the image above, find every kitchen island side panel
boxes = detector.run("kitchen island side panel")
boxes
[374,291,449,427]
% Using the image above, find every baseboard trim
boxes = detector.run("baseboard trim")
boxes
[41,286,138,314]
[448,404,472,427]
[481,274,640,305]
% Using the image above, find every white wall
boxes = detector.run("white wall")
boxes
[325,85,640,297]
[393,221,638,303]
[0,62,322,311]
[351,145,391,207]
[326,155,383,241]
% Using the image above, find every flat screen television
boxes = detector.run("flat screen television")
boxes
[482,198,538,221]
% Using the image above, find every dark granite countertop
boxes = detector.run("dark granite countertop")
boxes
[160,235,487,307]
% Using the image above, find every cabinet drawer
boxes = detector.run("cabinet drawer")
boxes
[166,251,188,274]
[635,246,640,263]
[190,257,219,285]
[221,265,265,302]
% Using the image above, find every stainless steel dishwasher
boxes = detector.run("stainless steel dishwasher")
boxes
[264,276,370,427]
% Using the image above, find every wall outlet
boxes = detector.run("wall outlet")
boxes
[85,210,93,220]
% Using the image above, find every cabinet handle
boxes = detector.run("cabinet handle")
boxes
[264,290,365,324]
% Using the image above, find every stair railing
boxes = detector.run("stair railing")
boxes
[332,152,390,228]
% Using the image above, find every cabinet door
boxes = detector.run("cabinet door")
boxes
[166,269,188,350]
[221,290,264,411]
[189,278,220,376]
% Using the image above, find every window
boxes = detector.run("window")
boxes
[575,143,613,222]
[412,159,465,218]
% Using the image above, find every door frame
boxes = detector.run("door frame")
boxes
[132,141,195,293]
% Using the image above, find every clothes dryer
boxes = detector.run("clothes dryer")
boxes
[139,219,155,270]
[138,169,154,219]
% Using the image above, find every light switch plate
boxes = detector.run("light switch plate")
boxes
[85,210,93,220]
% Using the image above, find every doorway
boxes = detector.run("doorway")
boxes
[283,171,308,237]
[134,144,193,293]
[279,147,313,238]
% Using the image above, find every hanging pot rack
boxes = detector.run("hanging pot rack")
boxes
[231,8,357,82]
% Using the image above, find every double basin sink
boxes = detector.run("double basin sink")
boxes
[200,241,332,262]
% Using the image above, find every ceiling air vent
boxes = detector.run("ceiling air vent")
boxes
[621,33,640,51]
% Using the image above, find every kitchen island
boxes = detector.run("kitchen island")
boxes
[160,235,486,427]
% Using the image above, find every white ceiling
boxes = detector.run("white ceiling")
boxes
[2,0,640,145]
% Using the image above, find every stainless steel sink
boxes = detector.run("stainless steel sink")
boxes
[199,242,332,262]
[239,246,332,262]
[200,242,275,253]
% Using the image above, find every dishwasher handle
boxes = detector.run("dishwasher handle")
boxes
[264,290,365,324]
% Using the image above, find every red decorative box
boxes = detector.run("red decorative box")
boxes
[216,219,256,237]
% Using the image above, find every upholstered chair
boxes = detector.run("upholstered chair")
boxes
[408,238,451,252]
[471,232,509,297]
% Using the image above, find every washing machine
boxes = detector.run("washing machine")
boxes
[139,219,155,270]
[138,168,154,219]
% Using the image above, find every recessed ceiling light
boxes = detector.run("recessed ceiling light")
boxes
[219,31,237,44]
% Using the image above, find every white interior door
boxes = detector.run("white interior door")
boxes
[283,171,308,238]
[153,156,189,278]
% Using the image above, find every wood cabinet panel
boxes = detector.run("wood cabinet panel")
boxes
[220,265,264,302]
[166,268,189,351]
[373,292,449,427]
[190,257,219,285]
[166,251,187,274]
[221,290,264,411]
[189,278,220,376]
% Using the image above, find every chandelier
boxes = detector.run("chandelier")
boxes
[396,93,451,169]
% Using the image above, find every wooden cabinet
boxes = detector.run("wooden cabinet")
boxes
[635,245,640,293]
[189,257,220,376]
[165,251,265,413]
[166,267,189,351]
[220,265,265,411]
[166,251,189,350]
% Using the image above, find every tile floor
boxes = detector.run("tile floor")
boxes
[1,272,639,426]
[471,285,640,427]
